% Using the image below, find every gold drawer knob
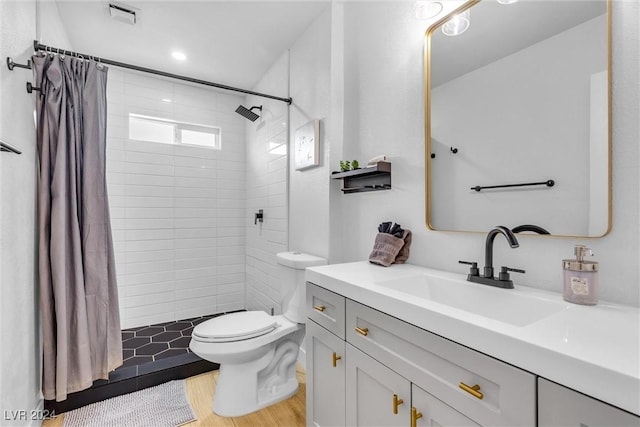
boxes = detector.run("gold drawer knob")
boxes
[313,305,326,312]
[332,352,342,367]
[411,407,423,427]
[392,394,404,414]
[459,382,484,400]
[355,326,369,336]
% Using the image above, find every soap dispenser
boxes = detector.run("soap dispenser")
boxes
[562,245,598,305]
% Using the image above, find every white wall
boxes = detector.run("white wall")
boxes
[327,0,639,306]
[106,70,247,328]
[245,53,290,314]
[0,1,72,423]
[431,16,607,236]
[289,7,332,260]
[0,2,39,423]
[244,5,332,315]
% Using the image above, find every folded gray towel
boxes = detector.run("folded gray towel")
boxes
[369,233,405,267]
[394,229,412,264]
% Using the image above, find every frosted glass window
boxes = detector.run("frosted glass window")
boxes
[129,116,174,144]
[179,128,220,149]
[129,114,221,149]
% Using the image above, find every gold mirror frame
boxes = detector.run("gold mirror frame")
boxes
[424,0,612,238]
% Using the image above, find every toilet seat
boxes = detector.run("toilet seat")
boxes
[193,311,279,343]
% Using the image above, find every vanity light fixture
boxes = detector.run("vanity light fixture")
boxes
[415,1,443,20]
[171,51,186,61]
[441,9,470,36]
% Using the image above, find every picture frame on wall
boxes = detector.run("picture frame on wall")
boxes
[294,119,320,170]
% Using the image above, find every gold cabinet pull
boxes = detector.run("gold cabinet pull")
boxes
[392,394,404,414]
[355,326,369,336]
[332,352,342,367]
[313,305,326,312]
[459,382,484,400]
[411,407,423,427]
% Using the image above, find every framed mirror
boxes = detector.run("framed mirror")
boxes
[425,0,610,237]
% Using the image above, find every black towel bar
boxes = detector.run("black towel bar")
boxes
[471,179,554,192]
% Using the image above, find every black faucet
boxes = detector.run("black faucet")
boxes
[459,226,525,289]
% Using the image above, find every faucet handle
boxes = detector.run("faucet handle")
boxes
[499,266,525,281]
[459,260,480,277]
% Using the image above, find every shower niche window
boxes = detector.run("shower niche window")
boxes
[129,113,222,150]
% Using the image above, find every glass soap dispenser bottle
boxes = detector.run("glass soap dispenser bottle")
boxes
[562,245,599,305]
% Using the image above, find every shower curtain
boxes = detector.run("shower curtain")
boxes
[33,54,122,401]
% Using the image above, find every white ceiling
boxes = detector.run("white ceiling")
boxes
[53,1,607,93]
[54,0,330,90]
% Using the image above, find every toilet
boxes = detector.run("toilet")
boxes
[189,251,327,417]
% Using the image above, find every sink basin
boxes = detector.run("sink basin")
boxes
[376,273,566,327]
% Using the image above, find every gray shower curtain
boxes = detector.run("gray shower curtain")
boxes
[33,54,122,401]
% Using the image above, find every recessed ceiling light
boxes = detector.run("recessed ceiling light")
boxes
[162,98,173,103]
[172,51,186,61]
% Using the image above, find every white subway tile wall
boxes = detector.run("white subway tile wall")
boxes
[106,68,247,329]
[245,92,289,314]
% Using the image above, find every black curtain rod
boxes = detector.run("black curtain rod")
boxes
[33,41,292,105]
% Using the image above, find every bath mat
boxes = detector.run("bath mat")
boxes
[62,380,196,427]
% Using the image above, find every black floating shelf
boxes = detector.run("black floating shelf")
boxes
[331,161,391,194]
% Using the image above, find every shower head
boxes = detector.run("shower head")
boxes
[235,105,262,122]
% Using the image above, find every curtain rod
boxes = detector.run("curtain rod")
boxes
[33,41,293,105]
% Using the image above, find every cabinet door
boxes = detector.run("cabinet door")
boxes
[346,343,411,427]
[307,320,346,427]
[412,384,481,427]
[538,378,640,427]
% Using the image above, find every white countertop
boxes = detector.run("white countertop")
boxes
[306,261,640,416]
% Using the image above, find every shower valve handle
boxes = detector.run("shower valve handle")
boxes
[254,209,264,225]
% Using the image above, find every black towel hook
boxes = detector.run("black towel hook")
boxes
[26,82,42,94]
[6,57,32,71]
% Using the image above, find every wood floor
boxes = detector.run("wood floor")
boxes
[42,368,306,427]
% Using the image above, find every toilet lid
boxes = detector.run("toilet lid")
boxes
[192,311,279,343]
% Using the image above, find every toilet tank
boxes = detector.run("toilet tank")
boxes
[277,252,327,323]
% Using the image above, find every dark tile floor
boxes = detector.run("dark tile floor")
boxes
[45,313,232,414]
[119,314,219,368]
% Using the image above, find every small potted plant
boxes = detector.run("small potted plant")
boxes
[339,160,351,172]
[351,160,360,170]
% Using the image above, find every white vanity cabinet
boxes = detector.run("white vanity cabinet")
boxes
[306,320,346,427]
[305,262,640,425]
[345,299,536,426]
[306,283,347,427]
[306,282,536,427]
[345,342,480,427]
[538,378,640,427]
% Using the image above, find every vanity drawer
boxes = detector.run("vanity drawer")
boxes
[306,283,346,339]
[346,299,535,426]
